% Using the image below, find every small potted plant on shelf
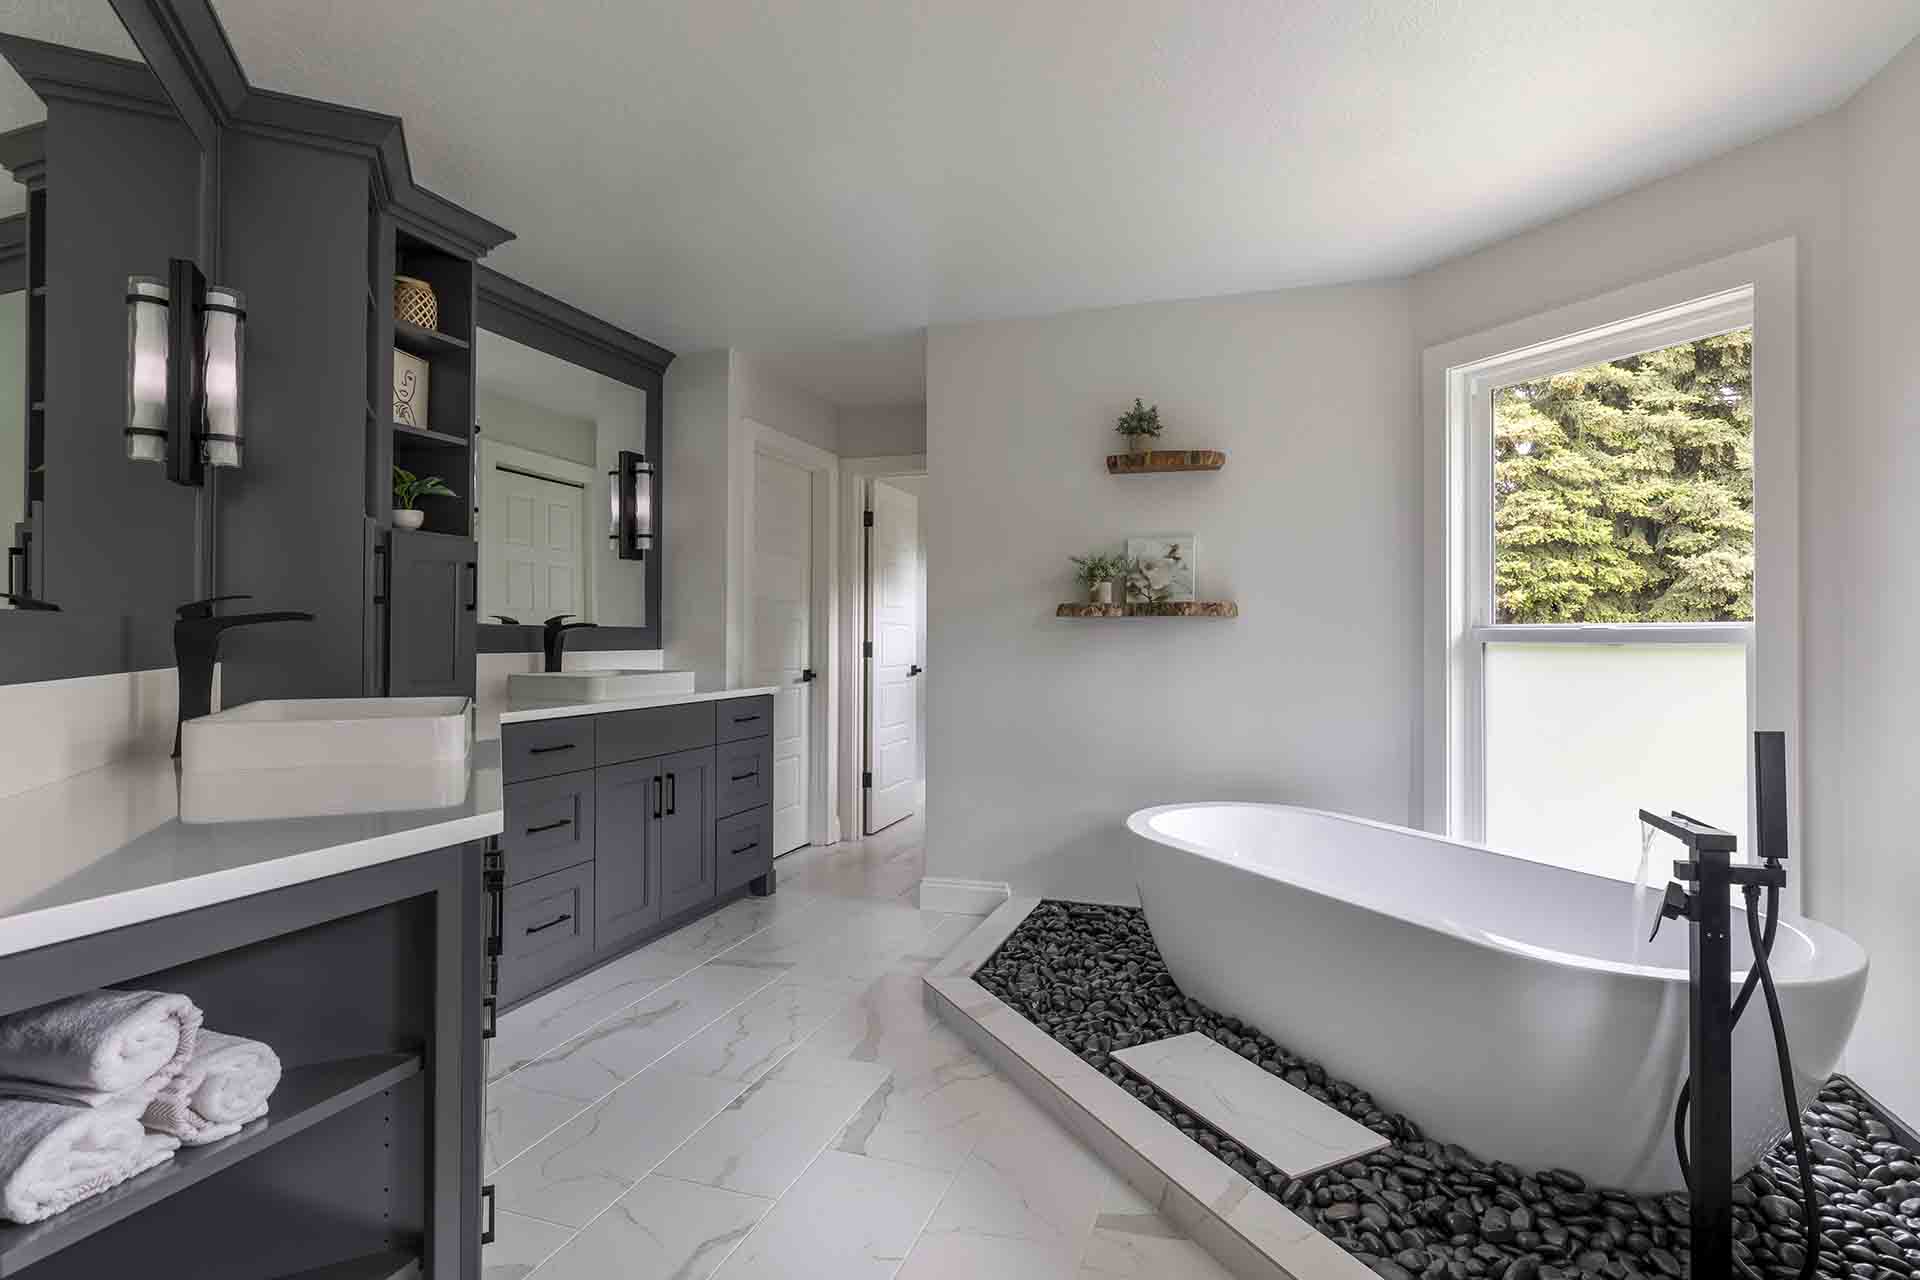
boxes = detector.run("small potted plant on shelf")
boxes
[1070,552,1125,605]
[1115,398,1162,456]
[393,466,456,531]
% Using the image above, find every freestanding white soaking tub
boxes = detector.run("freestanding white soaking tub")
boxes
[1129,802,1868,1192]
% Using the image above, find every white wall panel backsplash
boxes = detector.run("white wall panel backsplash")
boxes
[0,667,184,800]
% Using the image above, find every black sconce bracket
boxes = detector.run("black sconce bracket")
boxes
[164,256,208,488]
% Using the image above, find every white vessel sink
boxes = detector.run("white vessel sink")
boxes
[180,760,471,823]
[509,669,697,702]
[180,697,472,774]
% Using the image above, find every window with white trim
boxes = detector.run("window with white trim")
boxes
[1445,289,1758,880]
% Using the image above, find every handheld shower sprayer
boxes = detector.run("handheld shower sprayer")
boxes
[1644,730,1819,1280]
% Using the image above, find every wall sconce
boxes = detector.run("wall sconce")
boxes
[608,449,654,560]
[124,258,246,486]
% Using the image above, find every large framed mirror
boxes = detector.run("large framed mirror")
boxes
[475,268,670,655]
[0,7,209,682]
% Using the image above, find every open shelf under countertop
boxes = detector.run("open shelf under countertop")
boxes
[0,1054,421,1276]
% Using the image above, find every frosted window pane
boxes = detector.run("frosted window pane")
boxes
[1485,643,1748,879]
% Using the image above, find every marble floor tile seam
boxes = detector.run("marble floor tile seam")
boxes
[486,968,809,1172]
[490,903,839,1089]
[493,950,807,1098]
[543,1096,954,1280]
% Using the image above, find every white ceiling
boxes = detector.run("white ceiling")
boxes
[58,4,1920,405]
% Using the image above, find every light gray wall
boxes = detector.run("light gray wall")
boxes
[663,350,733,688]
[925,282,1418,904]
[840,403,927,458]
[731,350,839,454]
[478,387,596,466]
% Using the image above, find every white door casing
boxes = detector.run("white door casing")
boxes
[479,442,592,626]
[865,481,920,833]
[751,450,814,854]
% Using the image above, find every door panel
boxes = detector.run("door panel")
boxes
[750,452,813,854]
[482,458,586,623]
[656,746,716,918]
[594,759,659,950]
[386,528,476,698]
[865,481,920,833]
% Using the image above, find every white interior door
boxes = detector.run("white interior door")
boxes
[483,462,587,624]
[751,451,814,854]
[866,481,921,833]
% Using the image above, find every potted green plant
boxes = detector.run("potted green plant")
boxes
[393,466,457,531]
[1070,552,1124,605]
[1115,398,1162,456]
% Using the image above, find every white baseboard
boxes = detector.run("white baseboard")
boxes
[918,877,1013,916]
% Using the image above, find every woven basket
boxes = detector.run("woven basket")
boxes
[394,275,439,331]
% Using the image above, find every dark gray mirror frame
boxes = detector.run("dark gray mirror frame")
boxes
[475,267,673,656]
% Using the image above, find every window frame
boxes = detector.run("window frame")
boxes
[1422,241,1801,906]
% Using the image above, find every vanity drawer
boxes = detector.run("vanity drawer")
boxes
[503,770,596,885]
[596,702,714,766]
[717,696,774,744]
[502,716,595,783]
[714,736,773,818]
[716,805,774,896]
[499,863,594,1005]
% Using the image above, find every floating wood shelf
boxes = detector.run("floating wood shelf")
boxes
[392,317,470,357]
[0,1054,420,1275]
[391,421,469,450]
[1057,601,1239,618]
[1106,449,1226,474]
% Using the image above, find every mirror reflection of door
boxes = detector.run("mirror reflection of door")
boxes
[475,330,650,630]
[480,442,589,624]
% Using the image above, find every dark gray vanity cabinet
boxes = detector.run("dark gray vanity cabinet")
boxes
[385,528,478,698]
[497,696,774,1009]
[593,758,661,951]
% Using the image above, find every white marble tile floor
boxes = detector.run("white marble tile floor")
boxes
[482,814,1237,1279]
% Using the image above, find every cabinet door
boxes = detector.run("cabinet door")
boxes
[594,758,660,950]
[656,746,716,919]
[386,527,476,697]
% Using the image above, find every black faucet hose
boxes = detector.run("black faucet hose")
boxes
[1668,875,1819,1280]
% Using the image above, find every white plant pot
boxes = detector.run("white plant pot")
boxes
[1089,582,1115,605]
[393,508,426,531]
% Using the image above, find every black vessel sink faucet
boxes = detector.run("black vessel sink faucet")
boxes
[543,614,597,672]
[172,594,315,756]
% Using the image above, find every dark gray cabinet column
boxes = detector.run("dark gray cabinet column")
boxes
[594,758,659,949]
[655,746,716,919]
[386,527,477,698]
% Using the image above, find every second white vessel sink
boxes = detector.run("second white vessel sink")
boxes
[181,697,472,774]
[509,669,697,702]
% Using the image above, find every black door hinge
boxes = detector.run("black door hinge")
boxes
[862,770,872,788]
[863,509,873,527]
[481,843,506,1040]
[863,641,872,658]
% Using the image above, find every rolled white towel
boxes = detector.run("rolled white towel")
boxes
[0,1100,177,1224]
[0,990,203,1108]
[141,1031,281,1147]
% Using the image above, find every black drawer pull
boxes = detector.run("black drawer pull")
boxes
[526,818,572,835]
[731,841,759,856]
[529,743,577,755]
[732,713,762,724]
[524,912,574,936]
[730,770,758,783]
[652,776,663,820]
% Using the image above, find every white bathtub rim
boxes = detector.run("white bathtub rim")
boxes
[1127,801,1867,990]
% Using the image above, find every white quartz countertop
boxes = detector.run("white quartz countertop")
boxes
[0,743,504,959]
[499,685,780,725]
